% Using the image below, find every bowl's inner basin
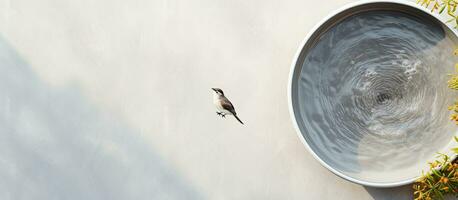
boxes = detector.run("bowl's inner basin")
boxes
[296,10,458,183]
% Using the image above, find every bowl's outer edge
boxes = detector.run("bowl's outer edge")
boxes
[287,0,458,187]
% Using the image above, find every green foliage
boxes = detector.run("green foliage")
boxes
[413,153,458,200]
[418,0,458,27]
[447,64,458,90]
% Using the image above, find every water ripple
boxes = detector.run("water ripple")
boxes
[297,11,458,183]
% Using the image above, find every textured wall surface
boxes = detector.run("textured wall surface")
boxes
[0,0,432,199]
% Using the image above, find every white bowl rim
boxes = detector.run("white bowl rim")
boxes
[287,0,458,187]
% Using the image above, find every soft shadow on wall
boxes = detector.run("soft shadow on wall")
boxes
[364,185,412,200]
[0,37,203,200]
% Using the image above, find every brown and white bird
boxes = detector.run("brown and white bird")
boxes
[212,88,244,124]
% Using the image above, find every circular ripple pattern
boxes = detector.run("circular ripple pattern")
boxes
[297,11,458,183]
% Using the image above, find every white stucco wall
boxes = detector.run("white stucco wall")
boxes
[0,0,430,199]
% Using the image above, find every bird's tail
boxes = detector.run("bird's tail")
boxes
[233,115,244,125]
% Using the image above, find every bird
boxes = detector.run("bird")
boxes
[212,88,244,124]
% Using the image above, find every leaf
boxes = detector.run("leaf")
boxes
[432,169,442,177]
[440,5,447,13]
[447,168,454,177]
[455,136,458,142]
[452,147,458,154]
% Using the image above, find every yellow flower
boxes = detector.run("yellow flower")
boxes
[439,176,449,184]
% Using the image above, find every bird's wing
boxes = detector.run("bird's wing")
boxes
[220,97,236,114]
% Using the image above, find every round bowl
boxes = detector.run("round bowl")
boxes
[288,0,458,187]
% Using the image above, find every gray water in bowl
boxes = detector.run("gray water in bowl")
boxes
[297,11,458,183]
